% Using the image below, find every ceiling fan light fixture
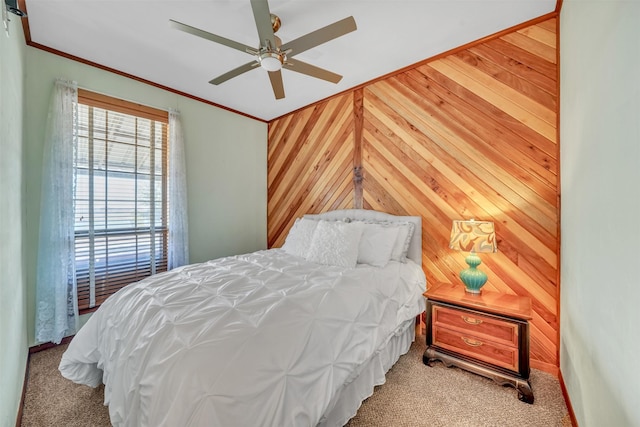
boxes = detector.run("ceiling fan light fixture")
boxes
[259,51,284,72]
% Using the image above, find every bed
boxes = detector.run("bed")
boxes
[59,209,426,426]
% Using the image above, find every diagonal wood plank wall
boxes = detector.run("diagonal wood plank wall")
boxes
[268,94,356,246]
[268,17,559,371]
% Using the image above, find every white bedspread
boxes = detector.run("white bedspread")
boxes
[59,249,426,427]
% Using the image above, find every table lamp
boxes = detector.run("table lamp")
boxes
[449,219,497,294]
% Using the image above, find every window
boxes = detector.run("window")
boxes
[74,90,169,313]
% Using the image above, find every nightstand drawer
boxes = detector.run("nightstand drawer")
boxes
[433,326,519,372]
[432,305,519,348]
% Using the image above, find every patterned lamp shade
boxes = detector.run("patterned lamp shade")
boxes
[449,220,497,254]
[449,220,497,294]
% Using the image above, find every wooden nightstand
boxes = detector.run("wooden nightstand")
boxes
[423,283,534,404]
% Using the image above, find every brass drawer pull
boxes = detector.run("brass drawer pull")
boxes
[462,316,483,325]
[462,337,483,347]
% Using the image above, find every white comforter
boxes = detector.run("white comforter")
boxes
[60,249,426,427]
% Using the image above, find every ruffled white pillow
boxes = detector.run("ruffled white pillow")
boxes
[306,220,365,268]
[389,222,415,262]
[357,222,399,267]
[281,218,319,258]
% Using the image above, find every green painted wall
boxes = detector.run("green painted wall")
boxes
[560,1,640,425]
[24,49,268,346]
[0,15,28,427]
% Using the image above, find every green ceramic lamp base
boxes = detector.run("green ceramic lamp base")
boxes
[460,252,488,294]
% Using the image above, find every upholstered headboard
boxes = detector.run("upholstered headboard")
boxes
[304,209,422,265]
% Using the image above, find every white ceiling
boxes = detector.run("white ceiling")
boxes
[23,0,556,122]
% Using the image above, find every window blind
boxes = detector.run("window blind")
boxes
[75,91,169,313]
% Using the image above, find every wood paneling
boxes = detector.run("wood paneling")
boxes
[267,93,355,247]
[267,18,559,370]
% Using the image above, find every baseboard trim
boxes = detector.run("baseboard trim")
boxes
[559,370,579,427]
[29,335,74,354]
[15,353,30,427]
[531,359,559,376]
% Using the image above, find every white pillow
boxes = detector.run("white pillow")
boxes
[281,218,319,258]
[357,222,399,267]
[306,220,365,268]
[390,222,416,262]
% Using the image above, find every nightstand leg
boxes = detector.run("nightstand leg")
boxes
[422,347,438,367]
[517,380,534,404]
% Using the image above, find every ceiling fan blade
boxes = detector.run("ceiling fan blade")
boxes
[250,0,277,49]
[169,19,254,54]
[209,61,260,85]
[281,16,356,57]
[283,59,342,84]
[267,70,285,99]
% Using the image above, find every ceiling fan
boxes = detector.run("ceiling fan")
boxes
[169,0,356,100]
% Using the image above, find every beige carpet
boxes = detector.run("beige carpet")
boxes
[21,337,570,426]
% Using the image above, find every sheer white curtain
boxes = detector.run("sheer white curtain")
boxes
[168,110,189,269]
[35,79,78,344]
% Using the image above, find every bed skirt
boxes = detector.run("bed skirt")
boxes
[318,318,416,427]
